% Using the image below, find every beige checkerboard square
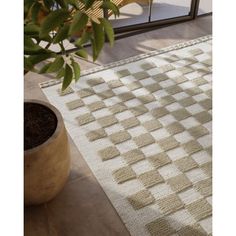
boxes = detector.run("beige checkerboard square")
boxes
[174,156,198,172]
[133,71,149,80]
[178,66,194,74]
[167,174,192,193]
[194,178,212,197]
[157,193,184,214]
[145,83,162,92]
[179,97,196,107]
[87,101,105,112]
[123,149,145,164]
[188,125,209,139]
[109,130,131,144]
[177,224,206,236]
[57,87,74,96]
[121,117,140,129]
[109,103,127,114]
[202,59,212,66]
[148,153,171,168]
[98,146,120,161]
[146,217,175,236]
[183,140,203,155]
[128,189,155,210]
[138,94,156,104]
[158,137,179,151]
[159,64,175,73]
[206,146,212,156]
[66,99,84,110]
[166,122,185,135]
[192,77,208,86]
[97,115,118,128]
[87,77,104,86]
[133,133,155,148]
[77,88,94,98]
[159,95,175,106]
[143,119,162,132]
[112,166,136,184]
[172,75,188,84]
[118,92,135,102]
[194,111,212,124]
[130,105,148,116]
[151,107,169,119]
[116,69,130,78]
[140,62,156,70]
[205,89,212,98]
[200,162,212,177]
[107,80,123,89]
[77,113,95,126]
[186,87,203,96]
[189,48,204,56]
[197,67,211,75]
[86,128,107,141]
[199,99,212,110]
[186,198,212,221]
[172,108,191,120]
[165,85,183,95]
[152,73,169,82]
[138,170,164,188]
[127,81,142,91]
[97,90,115,99]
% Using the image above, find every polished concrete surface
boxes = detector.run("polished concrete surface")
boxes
[25,15,212,236]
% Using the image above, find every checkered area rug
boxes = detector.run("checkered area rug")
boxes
[40,35,212,236]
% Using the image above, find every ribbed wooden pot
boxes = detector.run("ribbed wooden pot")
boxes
[24,100,70,206]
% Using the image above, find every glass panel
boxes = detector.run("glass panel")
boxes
[151,0,192,21]
[198,0,212,15]
[109,1,150,28]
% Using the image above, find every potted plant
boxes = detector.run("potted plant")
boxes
[24,0,119,205]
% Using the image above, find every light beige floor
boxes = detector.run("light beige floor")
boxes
[25,15,212,236]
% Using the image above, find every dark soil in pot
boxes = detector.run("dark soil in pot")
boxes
[24,102,57,150]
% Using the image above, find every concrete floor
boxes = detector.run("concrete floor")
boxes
[24,15,212,236]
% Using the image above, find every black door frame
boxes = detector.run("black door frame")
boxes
[104,0,208,36]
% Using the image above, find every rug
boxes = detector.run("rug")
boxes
[40,35,212,236]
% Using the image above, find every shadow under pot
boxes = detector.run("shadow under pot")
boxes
[24,99,70,206]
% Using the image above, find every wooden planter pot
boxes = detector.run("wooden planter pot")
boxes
[24,100,70,206]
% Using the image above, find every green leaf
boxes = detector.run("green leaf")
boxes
[100,18,114,47]
[28,53,54,65]
[39,63,52,74]
[90,38,97,61]
[53,24,70,44]
[75,49,88,59]
[24,24,40,36]
[71,60,80,82]
[56,67,65,79]
[69,12,88,35]
[91,22,105,61]
[24,57,34,71]
[46,56,64,73]
[43,0,54,10]
[24,36,48,55]
[66,0,80,9]
[39,9,70,38]
[62,64,73,91]
[30,2,41,23]
[101,2,120,17]
[55,0,67,9]
[75,31,91,46]
[84,0,95,9]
